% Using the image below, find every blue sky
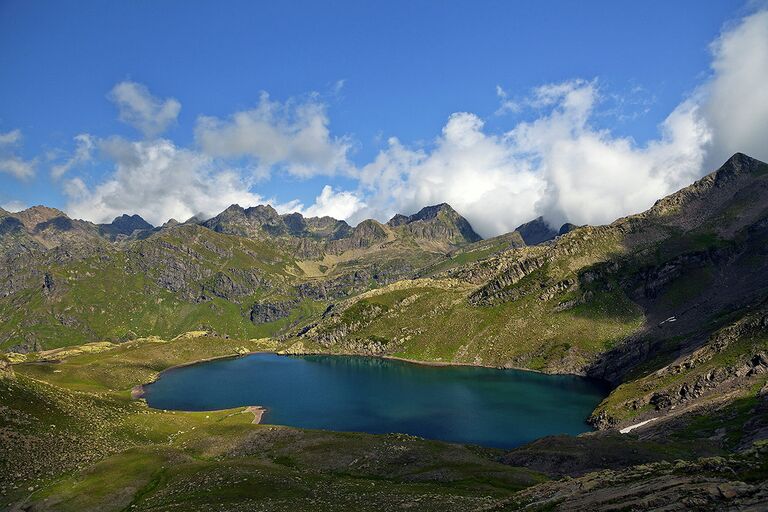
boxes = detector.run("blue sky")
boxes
[1,1,766,236]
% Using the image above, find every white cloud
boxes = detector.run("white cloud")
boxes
[356,113,546,236]
[348,9,768,236]
[495,85,520,115]
[51,134,94,179]
[64,137,264,225]
[109,81,181,138]
[700,9,768,166]
[1,200,27,212]
[280,185,366,220]
[0,129,36,180]
[0,130,22,145]
[355,79,712,237]
[53,8,768,236]
[195,92,353,178]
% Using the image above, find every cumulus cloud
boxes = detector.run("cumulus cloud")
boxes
[195,92,353,178]
[0,129,36,180]
[512,83,710,228]
[280,185,366,220]
[109,81,181,138]
[64,137,264,225]
[54,7,768,237]
[353,79,710,236]
[700,9,768,166]
[51,134,94,179]
[349,8,767,236]
[0,130,22,145]
[356,114,546,236]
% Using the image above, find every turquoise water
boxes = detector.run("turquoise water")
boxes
[144,353,609,448]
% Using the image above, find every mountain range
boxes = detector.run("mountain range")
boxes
[2,153,768,510]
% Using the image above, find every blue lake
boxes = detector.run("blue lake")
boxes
[144,353,609,448]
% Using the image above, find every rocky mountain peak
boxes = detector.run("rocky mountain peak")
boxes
[513,217,576,245]
[387,203,456,226]
[642,152,768,233]
[221,204,247,216]
[718,152,765,178]
[386,214,409,227]
[14,205,68,231]
[558,223,578,236]
[109,214,152,231]
[245,204,280,222]
[97,214,154,240]
[514,217,558,245]
[386,203,481,245]
[282,212,307,234]
[408,203,455,222]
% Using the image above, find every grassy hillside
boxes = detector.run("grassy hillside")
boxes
[2,154,768,510]
[2,333,765,511]
[1,335,546,511]
[0,205,488,352]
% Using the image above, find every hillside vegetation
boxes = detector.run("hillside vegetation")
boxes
[2,153,768,510]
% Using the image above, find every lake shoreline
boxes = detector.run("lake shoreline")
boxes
[245,405,266,424]
[139,350,609,449]
[135,348,605,402]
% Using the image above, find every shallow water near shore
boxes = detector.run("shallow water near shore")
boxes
[144,353,610,448]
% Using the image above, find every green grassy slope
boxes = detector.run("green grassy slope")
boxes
[0,335,545,512]
[3,333,766,511]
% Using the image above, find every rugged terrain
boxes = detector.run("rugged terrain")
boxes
[2,153,768,510]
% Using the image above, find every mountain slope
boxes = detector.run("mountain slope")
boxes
[288,153,768,430]
[2,154,768,511]
[0,202,483,352]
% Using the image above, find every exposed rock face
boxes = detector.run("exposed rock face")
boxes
[514,217,578,245]
[514,217,558,245]
[200,269,269,302]
[203,204,354,243]
[642,152,768,234]
[387,203,482,245]
[42,272,54,295]
[12,205,68,230]
[250,300,296,324]
[201,201,482,260]
[512,443,768,512]
[326,219,388,253]
[468,253,548,305]
[296,263,408,300]
[589,306,768,430]
[0,215,24,236]
[558,222,577,235]
[99,214,153,239]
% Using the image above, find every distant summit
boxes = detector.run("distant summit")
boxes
[514,217,558,245]
[514,216,576,245]
[387,203,482,245]
[99,214,154,239]
[200,201,482,257]
[202,204,352,241]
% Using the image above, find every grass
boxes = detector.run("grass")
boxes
[1,334,547,511]
[311,277,643,372]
